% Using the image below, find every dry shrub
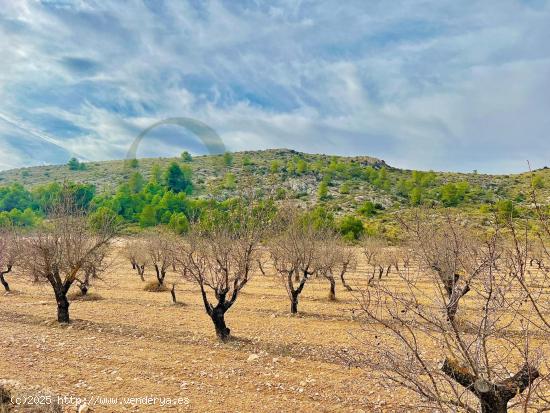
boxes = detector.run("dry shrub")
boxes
[143,281,168,292]
[67,290,103,301]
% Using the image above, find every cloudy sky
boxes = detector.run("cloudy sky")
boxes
[0,0,549,173]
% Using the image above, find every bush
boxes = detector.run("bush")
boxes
[270,160,281,174]
[168,212,189,234]
[67,157,86,171]
[223,173,236,190]
[181,151,193,162]
[358,201,376,217]
[340,182,350,194]
[496,199,518,220]
[164,162,192,194]
[318,182,329,200]
[242,155,253,166]
[144,281,168,292]
[127,158,139,168]
[339,215,364,241]
[68,291,103,301]
[532,175,544,189]
[223,152,233,167]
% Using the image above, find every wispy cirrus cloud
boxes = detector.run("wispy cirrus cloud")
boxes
[0,0,549,172]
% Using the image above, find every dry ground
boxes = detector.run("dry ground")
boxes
[0,245,547,413]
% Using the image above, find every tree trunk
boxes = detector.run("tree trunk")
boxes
[0,272,10,292]
[170,284,177,304]
[56,292,70,323]
[479,397,508,413]
[442,359,540,413]
[368,268,376,285]
[258,260,266,276]
[155,265,165,285]
[290,292,299,314]
[131,262,137,270]
[210,307,230,340]
[328,277,336,301]
[340,273,353,291]
[79,284,89,296]
[138,265,145,281]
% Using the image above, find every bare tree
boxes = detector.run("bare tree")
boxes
[400,213,491,321]
[318,238,356,300]
[144,232,174,287]
[362,237,392,285]
[269,212,330,314]
[75,245,111,296]
[338,246,357,292]
[125,239,148,281]
[354,212,547,413]
[529,242,547,270]
[21,198,117,323]
[0,229,20,292]
[176,202,270,340]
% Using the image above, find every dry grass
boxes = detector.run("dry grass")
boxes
[143,281,168,292]
[0,245,547,412]
[67,291,104,302]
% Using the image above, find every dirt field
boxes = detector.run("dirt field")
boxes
[0,245,547,412]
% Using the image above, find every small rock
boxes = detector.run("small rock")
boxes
[78,403,90,413]
[247,354,260,363]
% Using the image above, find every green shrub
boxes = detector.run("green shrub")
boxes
[181,151,193,162]
[339,215,364,240]
[67,157,86,171]
[358,201,376,217]
[168,212,189,234]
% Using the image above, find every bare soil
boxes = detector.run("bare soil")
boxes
[0,246,546,412]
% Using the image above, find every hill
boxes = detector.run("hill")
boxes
[0,148,548,218]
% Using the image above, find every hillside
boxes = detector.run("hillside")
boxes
[0,148,549,216]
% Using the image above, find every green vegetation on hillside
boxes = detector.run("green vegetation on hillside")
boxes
[0,149,548,239]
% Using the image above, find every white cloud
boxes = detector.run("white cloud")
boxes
[0,0,549,172]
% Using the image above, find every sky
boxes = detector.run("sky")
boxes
[0,0,549,173]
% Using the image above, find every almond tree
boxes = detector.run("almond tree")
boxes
[75,245,111,296]
[124,239,147,281]
[269,212,330,314]
[355,212,547,413]
[22,198,117,323]
[0,229,20,292]
[176,201,271,340]
[318,239,356,300]
[362,237,390,284]
[144,231,174,287]
[402,213,487,321]
[338,246,357,292]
